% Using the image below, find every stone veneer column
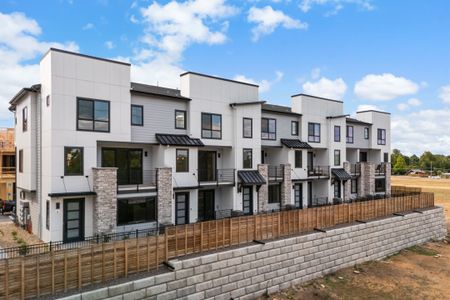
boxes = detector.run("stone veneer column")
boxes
[385,163,392,196]
[157,167,173,225]
[92,167,117,234]
[257,164,268,213]
[343,162,351,201]
[361,162,375,196]
[280,164,292,208]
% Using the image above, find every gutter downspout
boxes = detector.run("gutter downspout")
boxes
[37,92,42,239]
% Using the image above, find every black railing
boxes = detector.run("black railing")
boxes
[117,169,157,193]
[375,163,386,176]
[307,165,330,177]
[308,197,329,208]
[1,167,15,174]
[197,168,235,184]
[350,163,361,175]
[268,165,284,181]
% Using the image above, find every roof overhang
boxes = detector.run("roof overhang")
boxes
[280,139,312,149]
[156,133,204,147]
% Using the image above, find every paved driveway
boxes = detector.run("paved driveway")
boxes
[0,213,12,223]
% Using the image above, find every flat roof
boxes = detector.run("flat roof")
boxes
[291,93,344,104]
[180,71,259,88]
[262,103,302,117]
[41,48,131,66]
[131,82,191,101]
[357,110,391,115]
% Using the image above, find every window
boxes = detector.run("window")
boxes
[243,118,252,138]
[64,147,83,176]
[346,126,354,143]
[295,150,302,168]
[201,113,221,139]
[77,98,110,132]
[22,107,28,132]
[334,126,341,142]
[268,184,281,204]
[261,118,276,140]
[176,149,189,172]
[308,123,320,143]
[117,197,156,225]
[131,105,143,126]
[377,129,386,145]
[175,110,186,129]
[19,149,23,173]
[351,179,358,194]
[46,201,50,230]
[291,121,299,136]
[375,178,386,192]
[364,127,369,139]
[384,152,389,163]
[334,150,341,166]
[243,149,253,169]
[334,181,341,199]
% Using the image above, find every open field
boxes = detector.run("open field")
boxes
[264,176,450,300]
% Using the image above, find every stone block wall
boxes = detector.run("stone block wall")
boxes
[361,162,375,196]
[92,167,117,234]
[280,164,292,208]
[60,207,447,300]
[157,167,173,225]
[257,164,268,213]
[343,162,351,201]
[385,163,392,196]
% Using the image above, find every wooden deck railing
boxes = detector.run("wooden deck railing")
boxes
[0,193,435,299]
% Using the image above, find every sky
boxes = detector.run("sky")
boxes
[0,0,449,156]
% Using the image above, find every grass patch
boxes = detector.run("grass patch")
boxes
[406,245,439,256]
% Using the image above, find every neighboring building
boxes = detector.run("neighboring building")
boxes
[9,49,391,242]
[0,128,16,201]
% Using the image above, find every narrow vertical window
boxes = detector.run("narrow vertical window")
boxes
[308,123,320,143]
[346,126,354,143]
[22,106,28,132]
[295,150,302,168]
[377,129,386,145]
[243,149,253,169]
[291,121,299,136]
[46,201,50,230]
[131,105,143,126]
[19,149,23,173]
[176,149,189,172]
[334,126,341,142]
[334,150,341,166]
[243,118,252,138]
[64,147,83,175]
[175,110,187,129]
[364,127,369,139]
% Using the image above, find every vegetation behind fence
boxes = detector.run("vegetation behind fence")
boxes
[0,192,435,300]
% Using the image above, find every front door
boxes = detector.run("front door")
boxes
[63,198,84,243]
[307,182,313,207]
[307,152,314,170]
[198,190,215,221]
[294,183,303,208]
[242,186,253,215]
[198,151,216,181]
[175,192,189,225]
[359,151,368,162]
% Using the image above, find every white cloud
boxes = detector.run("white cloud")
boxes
[397,103,408,111]
[105,41,115,49]
[82,23,94,30]
[439,85,450,104]
[354,73,419,101]
[0,12,78,121]
[407,98,421,106]
[299,0,374,15]
[302,77,347,100]
[247,6,307,41]
[356,104,380,112]
[310,67,321,80]
[392,109,450,155]
[397,97,422,111]
[233,71,283,93]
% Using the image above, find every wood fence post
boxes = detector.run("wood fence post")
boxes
[21,257,25,300]
[165,226,168,261]
[51,251,55,294]
[78,248,82,290]
[216,221,219,249]
[90,245,94,283]
[64,251,68,292]
[113,243,117,279]
[185,225,188,255]
[201,222,204,251]
[278,212,281,238]
[156,234,159,270]
[136,235,139,272]
[36,255,40,297]
[125,240,128,278]
[238,217,241,245]
[229,218,232,247]
[5,259,9,300]
[103,243,106,281]
[147,235,150,272]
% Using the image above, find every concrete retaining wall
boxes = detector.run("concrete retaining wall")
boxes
[60,207,447,300]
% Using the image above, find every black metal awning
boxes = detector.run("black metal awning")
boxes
[331,168,352,181]
[280,139,312,149]
[238,170,266,185]
[48,191,96,197]
[156,134,204,147]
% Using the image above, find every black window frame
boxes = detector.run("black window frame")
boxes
[334,149,341,166]
[243,148,253,169]
[334,125,341,142]
[268,184,281,204]
[377,129,386,145]
[64,146,84,176]
[18,149,23,173]
[346,125,354,144]
[22,106,28,132]
[175,110,187,130]
[117,197,157,226]
[176,149,189,173]
[131,104,144,126]
[76,98,110,132]
[295,150,302,168]
[308,123,320,143]
[46,200,50,230]
[291,121,299,136]
[351,178,358,194]
[375,178,386,192]
[243,118,253,138]
[261,118,277,140]
[384,152,389,163]
[201,112,222,139]
[364,127,369,139]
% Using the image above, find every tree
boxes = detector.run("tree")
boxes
[393,155,408,175]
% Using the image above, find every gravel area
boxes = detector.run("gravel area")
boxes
[0,221,42,248]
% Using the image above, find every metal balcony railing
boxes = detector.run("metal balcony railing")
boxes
[350,163,361,175]
[307,165,330,177]
[117,169,157,193]
[375,163,386,176]
[308,197,329,208]
[268,165,284,181]
[198,169,235,185]
[1,167,15,174]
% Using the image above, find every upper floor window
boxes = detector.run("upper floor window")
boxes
[64,147,83,176]
[243,118,252,138]
[175,110,187,129]
[19,149,23,173]
[77,98,110,132]
[131,105,143,126]
[243,148,253,169]
[176,149,189,172]
[201,113,221,139]
[364,127,369,139]
[291,121,299,136]
[22,107,28,132]
[334,149,341,166]
[308,123,320,143]
[377,129,386,145]
[384,152,389,163]
[334,126,341,142]
[295,150,302,168]
[261,118,276,140]
[346,126,354,143]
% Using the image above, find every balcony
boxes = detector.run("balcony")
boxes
[1,167,15,175]
[197,168,235,186]
[375,163,386,176]
[117,169,157,194]
[349,163,361,176]
[307,165,330,178]
[268,165,284,182]
[308,197,329,208]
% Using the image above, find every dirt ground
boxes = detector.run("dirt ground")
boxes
[0,222,42,248]
[264,176,450,300]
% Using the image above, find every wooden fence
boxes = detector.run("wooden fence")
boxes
[0,193,434,299]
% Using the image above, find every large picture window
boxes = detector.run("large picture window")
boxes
[243,118,252,138]
[377,129,386,145]
[64,147,83,176]
[268,184,281,204]
[176,149,189,172]
[117,197,156,225]
[346,126,354,143]
[243,148,252,169]
[261,118,276,140]
[375,178,386,192]
[131,105,143,126]
[308,123,320,143]
[77,98,110,132]
[201,113,222,139]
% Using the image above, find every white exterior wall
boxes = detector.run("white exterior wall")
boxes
[356,111,391,163]
[261,111,302,147]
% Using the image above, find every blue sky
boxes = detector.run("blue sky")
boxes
[1,0,449,155]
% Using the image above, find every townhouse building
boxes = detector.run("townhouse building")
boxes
[0,128,16,201]
[9,49,391,242]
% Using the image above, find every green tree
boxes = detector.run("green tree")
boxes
[393,155,408,175]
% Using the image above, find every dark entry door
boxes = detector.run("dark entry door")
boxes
[198,190,215,221]
[307,152,314,169]
[307,182,313,207]
[242,186,253,215]
[198,151,216,181]
[359,151,368,162]
[63,198,84,243]
[294,183,303,208]
[175,193,189,225]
